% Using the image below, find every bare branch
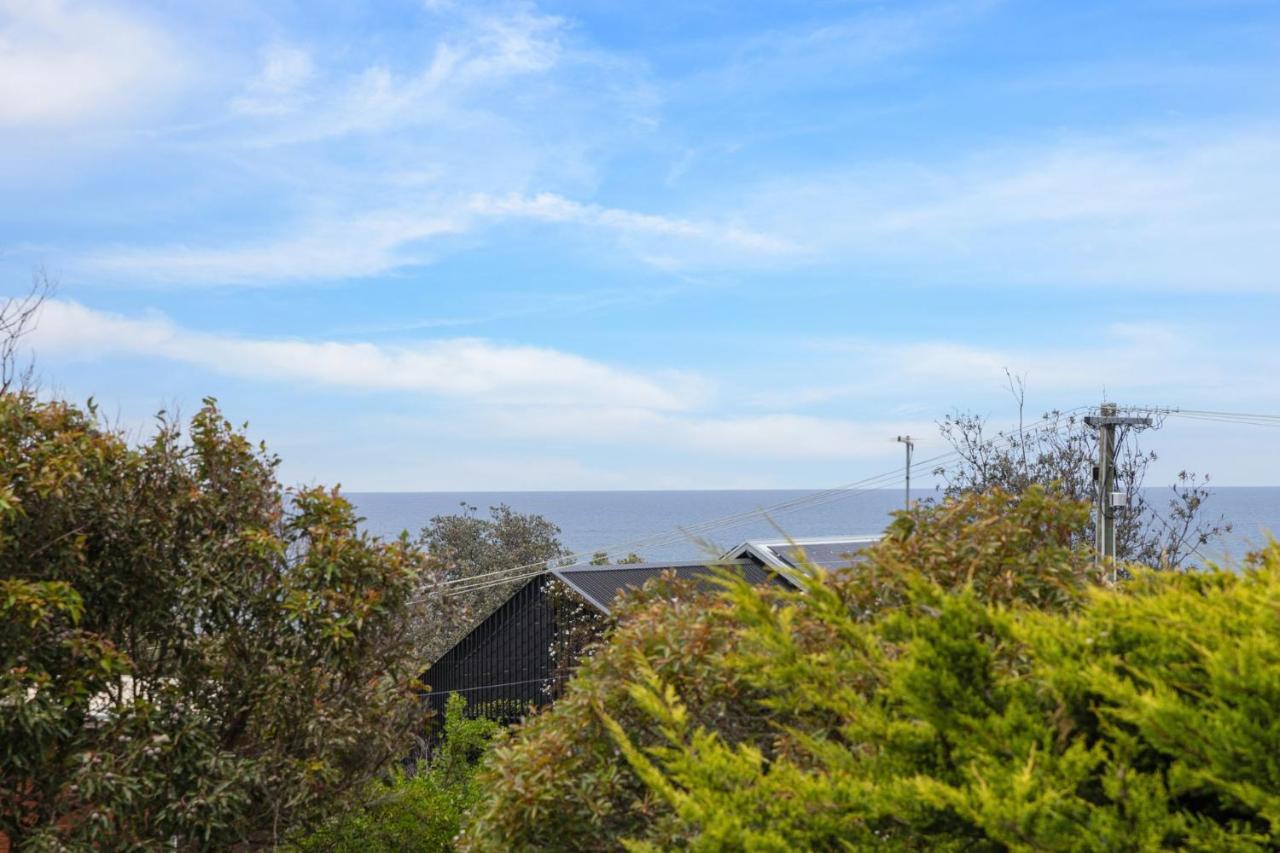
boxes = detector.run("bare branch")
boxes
[936,394,1228,569]
[0,269,53,393]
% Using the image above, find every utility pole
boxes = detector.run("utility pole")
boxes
[896,435,915,510]
[1084,403,1152,579]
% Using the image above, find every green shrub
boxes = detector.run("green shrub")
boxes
[463,488,1280,850]
[0,393,431,848]
[296,694,498,852]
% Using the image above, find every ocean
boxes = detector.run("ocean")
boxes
[348,487,1280,567]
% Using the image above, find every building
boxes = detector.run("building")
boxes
[419,536,879,728]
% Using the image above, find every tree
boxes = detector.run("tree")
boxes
[416,504,568,662]
[934,374,1230,568]
[589,551,643,565]
[0,272,50,393]
[0,393,432,848]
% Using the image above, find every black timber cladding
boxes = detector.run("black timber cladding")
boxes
[419,573,569,728]
[554,559,785,614]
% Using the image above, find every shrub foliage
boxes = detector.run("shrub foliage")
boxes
[295,694,498,852]
[463,487,1279,850]
[0,393,430,848]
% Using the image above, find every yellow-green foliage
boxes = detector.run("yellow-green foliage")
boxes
[294,694,499,853]
[463,488,1280,850]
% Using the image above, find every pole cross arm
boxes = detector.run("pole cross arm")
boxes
[1084,416,1153,427]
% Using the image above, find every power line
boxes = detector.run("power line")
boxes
[421,674,568,697]
[1122,406,1280,429]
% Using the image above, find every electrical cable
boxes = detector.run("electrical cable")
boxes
[1121,406,1280,429]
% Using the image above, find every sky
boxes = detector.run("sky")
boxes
[3,0,1280,490]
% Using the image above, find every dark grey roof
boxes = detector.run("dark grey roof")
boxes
[552,559,785,614]
[725,536,880,572]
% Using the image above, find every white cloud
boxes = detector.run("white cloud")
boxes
[679,413,929,460]
[0,0,184,127]
[741,125,1280,290]
[26,299,1277,483]
[24,299,940,464]
[30,299,698,410]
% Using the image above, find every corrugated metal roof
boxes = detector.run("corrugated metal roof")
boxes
[724,535,880,571]
[552,559,783,614]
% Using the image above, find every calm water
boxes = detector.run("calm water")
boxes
[349,487,1280,567]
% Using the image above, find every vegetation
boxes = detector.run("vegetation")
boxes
[417,503,568,661]
[295,694,498,852]
[462,488,1280,850]
[0,393,431,848]
[3,286,1266,850]
[590,551,645,565]
[935,376,1230,568]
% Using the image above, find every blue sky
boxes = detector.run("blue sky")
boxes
[4,0,1280,489]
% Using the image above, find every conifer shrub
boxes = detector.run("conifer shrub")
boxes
[462,488,1280,850]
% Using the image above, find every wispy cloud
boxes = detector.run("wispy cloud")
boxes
[85,211,469,285]
[82,192,794,286]
[23,298,1280,485]
[470,192,799,254]
[691,0,999,93]
[230,44,314,117]
[770,321,1271,409]
[737,124,1280,291]
[227,5,568,146]
[65,2,764,286]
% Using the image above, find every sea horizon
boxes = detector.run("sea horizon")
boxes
[349,486,1279,568]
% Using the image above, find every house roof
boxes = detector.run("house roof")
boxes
[550,534,883,615]
[723,535,880,573]
[552,559,783,614]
